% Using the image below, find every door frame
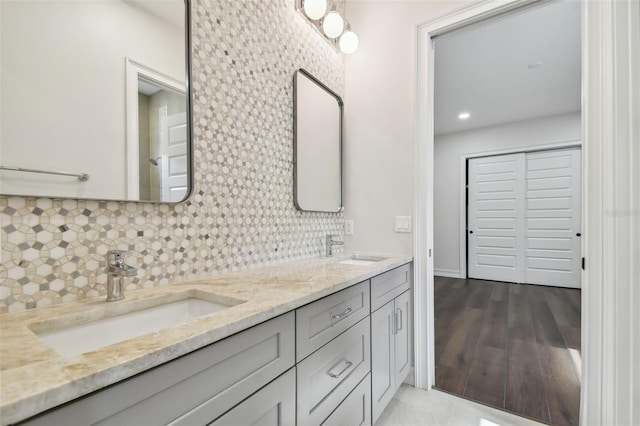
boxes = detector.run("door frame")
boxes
[413,0,639,424]
[459,141,581,280]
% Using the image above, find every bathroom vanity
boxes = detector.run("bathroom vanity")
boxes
[0,255,412,425]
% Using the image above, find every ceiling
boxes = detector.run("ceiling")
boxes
[434,0,581,136]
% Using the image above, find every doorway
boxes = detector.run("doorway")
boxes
[413,0,638,425]
[429,1,582,424]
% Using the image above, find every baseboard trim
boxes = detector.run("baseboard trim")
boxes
[404,366,415,386]
[434,269,462,278]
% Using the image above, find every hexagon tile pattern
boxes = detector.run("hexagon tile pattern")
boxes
[0,0,345,313]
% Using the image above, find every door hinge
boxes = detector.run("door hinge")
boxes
[582,257,585,270]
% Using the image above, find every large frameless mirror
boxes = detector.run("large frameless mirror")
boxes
[0,0,192,203]
[293,69,343,213]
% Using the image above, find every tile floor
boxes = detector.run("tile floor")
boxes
[377,385,546,426]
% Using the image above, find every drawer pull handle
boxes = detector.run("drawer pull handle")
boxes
[330,307,353,320]
[328,360,353,379]
[397,308,403,332]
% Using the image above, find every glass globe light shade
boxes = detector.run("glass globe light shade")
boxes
[322,11,344,39]
[339,29,358,54]
[303,0,327,20]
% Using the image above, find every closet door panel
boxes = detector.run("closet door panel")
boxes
[524,148,581,288]
[468,153,526,283]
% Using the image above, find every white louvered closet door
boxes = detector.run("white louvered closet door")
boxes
[524,148,581,288]
[467,148,581,288]
[467,153,526,283]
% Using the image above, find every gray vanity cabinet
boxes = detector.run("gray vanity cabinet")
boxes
[295,282,372,426]
[393,290,412,384]
[295,280,370,362]
[21,313,295,426]
[370,264,411,311]
[208,368,296,426]
[371,298,396,422]
[322,374,371,426]
[18,262,413,426]
[370,264,412,424]
[297,318,370,425]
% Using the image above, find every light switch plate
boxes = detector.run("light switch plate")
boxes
[345,220,354,235]
[395,216,412,233]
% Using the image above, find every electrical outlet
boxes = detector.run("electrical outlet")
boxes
[395,216,412,233]
[345,220,354,235]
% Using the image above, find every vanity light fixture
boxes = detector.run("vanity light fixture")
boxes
[296,0,358,54]
[458,112,471,120]
[322,9,344,38]
[302,0,327,20]
[339,22,358,55]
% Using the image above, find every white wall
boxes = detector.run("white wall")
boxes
[433,112,581,276]
[343,0,472,255]
[0,1,183,199]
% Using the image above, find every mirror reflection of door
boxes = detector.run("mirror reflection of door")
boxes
[127,59,186,202]
[160,112,188,202]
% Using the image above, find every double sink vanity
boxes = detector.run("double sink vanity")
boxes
[0,254,413,426]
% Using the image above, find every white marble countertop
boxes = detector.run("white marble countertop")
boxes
[0,253,412,425]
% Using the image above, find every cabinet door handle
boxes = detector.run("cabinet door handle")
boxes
[328,359,353,379]
[393,310,399,334]
[396,308,403,332]
[330,306,352,320]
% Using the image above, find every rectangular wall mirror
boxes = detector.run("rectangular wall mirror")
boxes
[293,69,343,213]
[0,0,192,203]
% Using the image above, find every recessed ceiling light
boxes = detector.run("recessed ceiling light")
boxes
[458,112,470,120]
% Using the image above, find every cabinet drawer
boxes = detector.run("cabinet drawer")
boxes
[297,317,370,426]
[296,280,370,361]
[322,373,371,426]
[371,263,411,311]
[22,313,295,426]
[208,368,296,426]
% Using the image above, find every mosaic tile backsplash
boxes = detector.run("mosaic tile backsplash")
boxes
[0,0,345,313]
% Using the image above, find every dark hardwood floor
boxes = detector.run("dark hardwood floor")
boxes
[434,276,581,426]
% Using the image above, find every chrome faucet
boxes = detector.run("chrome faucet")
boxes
[326,234,344,257]
[106,250,137,302]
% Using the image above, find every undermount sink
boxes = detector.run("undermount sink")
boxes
[337,255,388,266]
[33,296,239,358]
